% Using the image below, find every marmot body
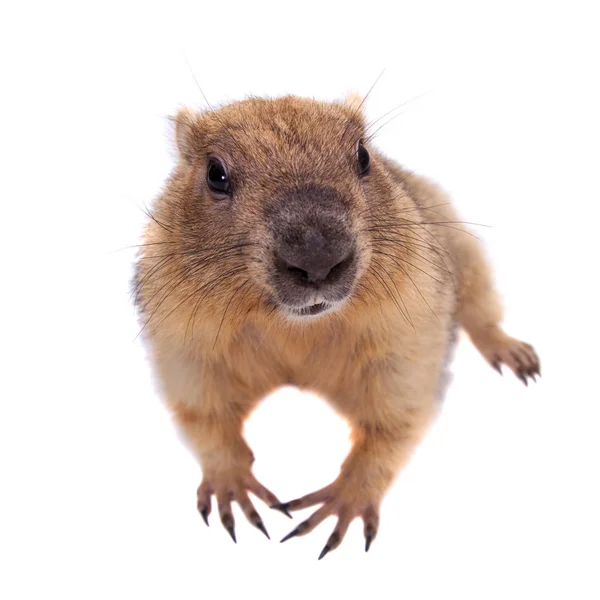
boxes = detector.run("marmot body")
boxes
[134,94,539,557]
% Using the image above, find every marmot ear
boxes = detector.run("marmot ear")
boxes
[343,92,366,117]
[173,107,203,165]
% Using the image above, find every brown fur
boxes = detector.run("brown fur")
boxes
[133,94,540,554]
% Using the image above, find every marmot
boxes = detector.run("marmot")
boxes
[133,93,540,559]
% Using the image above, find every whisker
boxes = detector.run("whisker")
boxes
[255,304,280,350]
[375,240,449,275]
[397,202,451,214]
[370,259,413,329]
[131,255,177,304]
[341,69,387,144]
[372,258,414,329]
[373,249,440,321]
[113,240,177,254]
[184,54,213,110]
[372,247,445,286]
[213,279,251,349]
[406,219,490,229]
[136,264,248,340]
[364,90,431,136]
[139,203,174,234]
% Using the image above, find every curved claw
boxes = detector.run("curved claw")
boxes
[318,544,331,560]
[252,515,270,540]
[280,503,333,544]
[278,485,334,512]
[280,521,309,543]
[226,525,237,543]
[318,531,342,561]
[363,509,379,553]
[199,505,210,527]
[491,358,503,375]
[221,513,237,544]
[270,502,293,519]
[364,525,375,552]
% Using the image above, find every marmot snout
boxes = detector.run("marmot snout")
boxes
[268,185,358,314]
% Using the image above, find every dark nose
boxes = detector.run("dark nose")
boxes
[275,229,354,286]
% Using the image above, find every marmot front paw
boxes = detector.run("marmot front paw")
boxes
[276,470,382,559]
[196,467,290,543]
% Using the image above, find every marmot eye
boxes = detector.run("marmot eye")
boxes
[357,141,370,177]
[206,155,231,196]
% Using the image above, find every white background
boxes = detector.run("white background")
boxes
[1,1,599,598]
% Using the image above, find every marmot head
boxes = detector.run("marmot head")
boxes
[141,95,412,326]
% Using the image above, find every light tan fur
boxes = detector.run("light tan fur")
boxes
[133,94,539,555]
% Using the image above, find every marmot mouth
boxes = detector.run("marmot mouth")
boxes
[291,302,329,317]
